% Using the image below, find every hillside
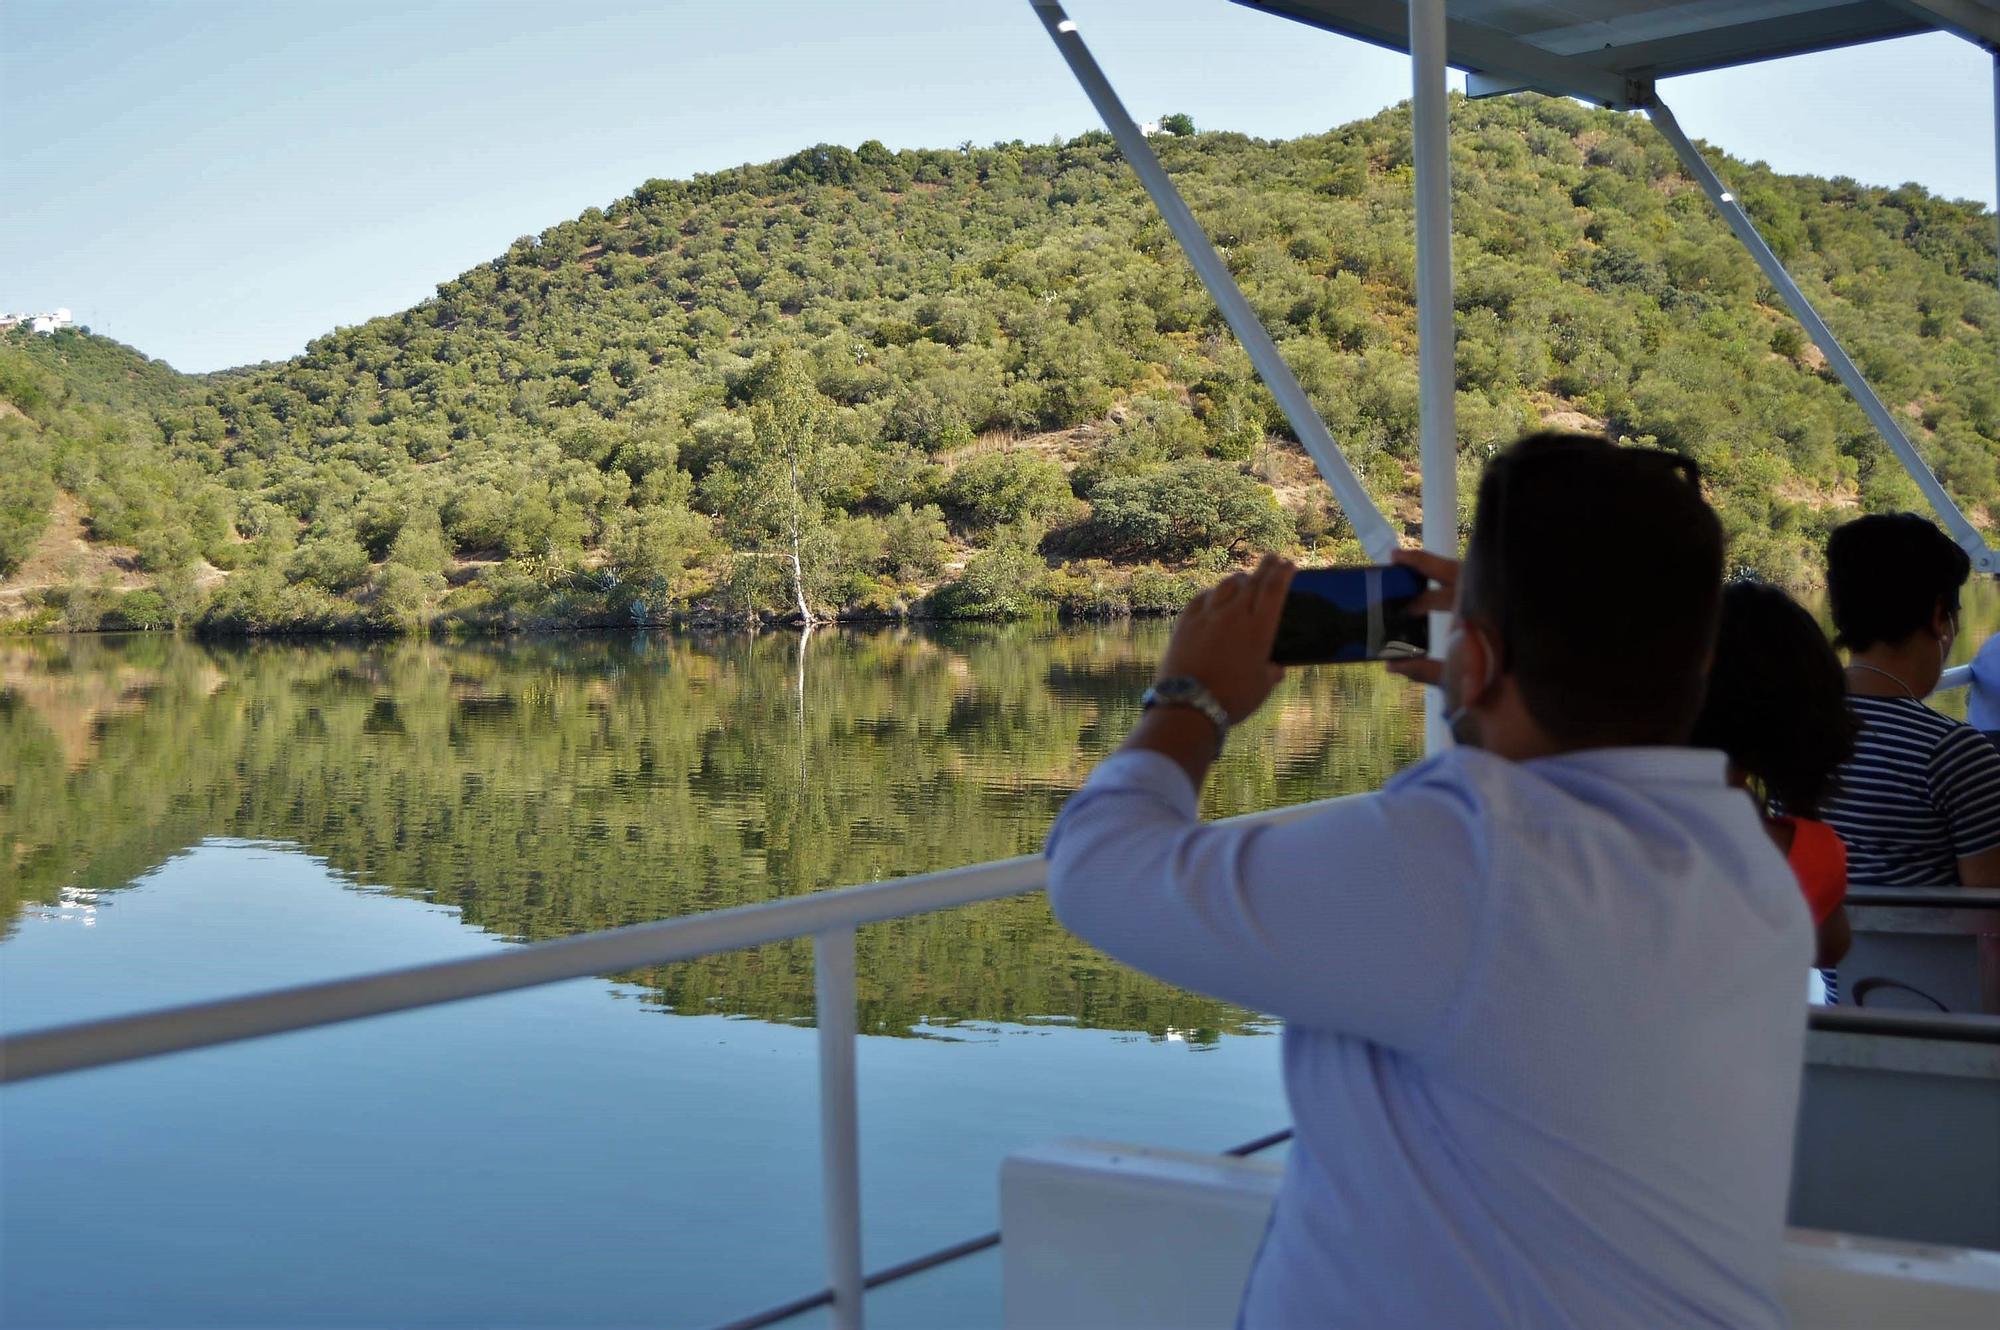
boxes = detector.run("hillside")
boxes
[0,331,223,627]
[4,93,1997,634]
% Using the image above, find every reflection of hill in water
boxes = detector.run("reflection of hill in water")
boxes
[1,626,1428,1038]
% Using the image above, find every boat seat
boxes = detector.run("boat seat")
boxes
[1839,889,2000,1015]
[1790,1007,2000,1251]
[1002,1138,2000,1330]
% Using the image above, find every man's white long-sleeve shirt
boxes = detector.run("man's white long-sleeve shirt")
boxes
[1045,744,1810,1329]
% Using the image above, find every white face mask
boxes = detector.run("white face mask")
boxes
[1441,623,1499,736]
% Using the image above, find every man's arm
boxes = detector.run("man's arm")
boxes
[1116,554,1294,790]
[1815,904,1852,968]
[1955,846,2000,888]
[1044,749,1482,1046]
[1934,725,2000,886]
[1044,553,1481,1047]
[1120,706,1229,793]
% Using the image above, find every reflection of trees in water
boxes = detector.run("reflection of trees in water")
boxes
[0,622,1434,1037]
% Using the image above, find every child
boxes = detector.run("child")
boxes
[1691,581,1856,984]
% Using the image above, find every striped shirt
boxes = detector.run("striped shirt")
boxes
[1820,695,2000,885]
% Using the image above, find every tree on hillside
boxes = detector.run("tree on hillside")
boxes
[941,450,1076,535]
[0,433,54,577]
[700,350,841,624]
[1081,460,1289,561]
[606,505,715,617]
[1158,112,1195,138]
[370,503,451,632]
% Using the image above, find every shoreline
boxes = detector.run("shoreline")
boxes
[1,602,1181,642]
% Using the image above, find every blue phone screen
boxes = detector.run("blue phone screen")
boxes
[1269,564,1430,665]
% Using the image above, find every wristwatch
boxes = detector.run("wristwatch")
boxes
[1142,676,1230,738]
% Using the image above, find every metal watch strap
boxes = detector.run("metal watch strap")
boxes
[1141,677,1229,737]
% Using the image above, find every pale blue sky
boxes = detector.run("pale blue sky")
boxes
[3,1,1993,373]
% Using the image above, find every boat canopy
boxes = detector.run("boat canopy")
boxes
[1232,1,2000,107]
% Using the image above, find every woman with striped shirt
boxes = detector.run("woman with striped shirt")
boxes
[1819,514,2000,888]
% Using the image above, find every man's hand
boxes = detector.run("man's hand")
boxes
[1384,547,1459,689]
[1124,554,1294,790]
[1156,553,1295,724]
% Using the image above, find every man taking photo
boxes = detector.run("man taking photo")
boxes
[1045,434,1809,1329]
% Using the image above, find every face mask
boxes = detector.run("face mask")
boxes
[1441,624,1499,734]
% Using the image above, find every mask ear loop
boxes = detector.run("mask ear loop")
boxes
[1441,624,1500,731]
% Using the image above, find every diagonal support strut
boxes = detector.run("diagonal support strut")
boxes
[1029,0,1401,562]
[1646,93,1998,575]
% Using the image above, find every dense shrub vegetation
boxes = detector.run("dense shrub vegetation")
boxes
[3,93,1995,633]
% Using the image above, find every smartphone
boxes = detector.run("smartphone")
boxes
[1269,564,1430,665]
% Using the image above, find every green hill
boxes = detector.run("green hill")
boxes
[0,330,226,629]
[4,93,1996,634]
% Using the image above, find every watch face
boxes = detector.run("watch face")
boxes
[1152,678,1198,703]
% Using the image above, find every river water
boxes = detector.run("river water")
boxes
[10,593,1992,1327]
[0,624,1425,1328]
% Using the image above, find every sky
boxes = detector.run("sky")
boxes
[3,0,1994,374]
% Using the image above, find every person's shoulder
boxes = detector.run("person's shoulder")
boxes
[1380,747,1542,829]
[1931,715,2000,765]
[1384,745,1507,798]
[1349,751,1496,872]
[1851,695,1957,741]
[1848,695,1943,717]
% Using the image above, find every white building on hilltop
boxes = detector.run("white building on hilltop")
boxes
[6,308,73,335]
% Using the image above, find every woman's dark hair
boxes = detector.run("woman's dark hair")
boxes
[1690,580,1855,817]
[1825,513,1969,651]
[1461,432,1723,746]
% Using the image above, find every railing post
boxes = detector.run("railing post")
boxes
[1410,0,1457,756]
[814,925,864,1330]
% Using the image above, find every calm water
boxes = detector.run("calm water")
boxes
[0,623,1425,1328]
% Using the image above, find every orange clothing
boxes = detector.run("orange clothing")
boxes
[1775,816,1847,925]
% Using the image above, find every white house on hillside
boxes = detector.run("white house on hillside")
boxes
[9,308,73,335]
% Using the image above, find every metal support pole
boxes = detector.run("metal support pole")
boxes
[1646,95,1997,574]
[1029,0,1399,561]
[814,926,864,1330]
[1410,0,1457,754]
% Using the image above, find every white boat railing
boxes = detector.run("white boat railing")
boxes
[0,795,1334,1330]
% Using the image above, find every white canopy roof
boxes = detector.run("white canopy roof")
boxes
[1232,1,2000,106]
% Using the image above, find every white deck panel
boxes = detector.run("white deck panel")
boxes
[1002,1138,2000,1329]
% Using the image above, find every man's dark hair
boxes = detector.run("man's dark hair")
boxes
[1825,513,1969,651]
[1690,581,1855,817]
[1462,432,1723,747]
